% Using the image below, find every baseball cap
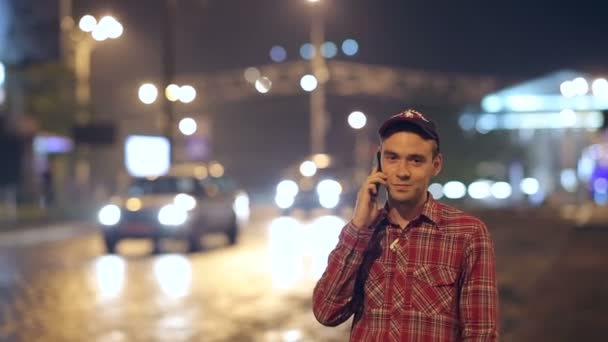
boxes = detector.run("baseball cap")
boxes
[378,109,440,148]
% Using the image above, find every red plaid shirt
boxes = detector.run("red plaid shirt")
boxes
[312,196,499,341]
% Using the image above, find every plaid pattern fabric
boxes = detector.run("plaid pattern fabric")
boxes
[312,196,499,341]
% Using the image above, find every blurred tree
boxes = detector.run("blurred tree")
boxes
[19,61,75,136]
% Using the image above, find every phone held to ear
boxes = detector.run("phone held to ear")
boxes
[375,151,382,192]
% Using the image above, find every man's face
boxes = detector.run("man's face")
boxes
[381,131,442,205]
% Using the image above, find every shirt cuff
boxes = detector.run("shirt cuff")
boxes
[341,221,374,252]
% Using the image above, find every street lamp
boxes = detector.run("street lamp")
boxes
[306,0,329,156]
[178,117,197,136]
[348,111,367,129]
[138,83,159,105]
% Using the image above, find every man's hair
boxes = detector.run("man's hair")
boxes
[381,123,440,158]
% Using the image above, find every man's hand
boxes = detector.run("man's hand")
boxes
[352,169,387,229]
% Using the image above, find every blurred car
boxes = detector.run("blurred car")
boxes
[97,163,248,254]
[274,156,358,216]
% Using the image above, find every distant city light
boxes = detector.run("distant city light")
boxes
[458,114,476,131]
[300,74,318,92]
[209,162,225,178]
[572,77,589,96]
[560,80,576,98]
[0,62,5,86]
[490,182,512,199]
[475,114,498,134]
[312,153,331,168]
[592,78,608,98]
[481,95,503,113]
[559,109,577,127]
[560,169,578,192]
[179,85,197,103]
[270,45,287,63]
[255,77,272,93]
[299,43,315,60]
[348,111,367,129]
[92,25,109,41]
[468,181,491,199]
[78,15,97,32]
[244,67,261,84]
[300,160,317,177]
[443,181,466,199]
[165,84,180,102]
[138,83,158,104]
[428,183,444,199]
[178,117,197,136]
[341,39,359,56]
[321,41,338,58]
[520,178,540,195]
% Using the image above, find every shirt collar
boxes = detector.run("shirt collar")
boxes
[380,192,444,230]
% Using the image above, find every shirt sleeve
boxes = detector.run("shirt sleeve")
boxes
[312,221,374,326]
[459,221,500,341]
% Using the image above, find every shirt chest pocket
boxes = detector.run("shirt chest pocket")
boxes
[411,264,459,317]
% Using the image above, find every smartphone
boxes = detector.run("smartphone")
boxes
[375,150,382,192]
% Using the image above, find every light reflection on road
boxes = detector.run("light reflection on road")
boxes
[153,254,192,299]
[267,215,345,290]
[93,255,126,301]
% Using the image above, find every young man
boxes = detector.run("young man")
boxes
[312,109,499,341]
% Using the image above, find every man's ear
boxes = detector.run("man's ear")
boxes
[433,153,443,176]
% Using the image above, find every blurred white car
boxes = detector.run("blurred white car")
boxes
[97,164,248,254]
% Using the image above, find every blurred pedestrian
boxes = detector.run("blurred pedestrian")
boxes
[312,109,499,341]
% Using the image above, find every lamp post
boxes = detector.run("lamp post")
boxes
[307,0,329,156]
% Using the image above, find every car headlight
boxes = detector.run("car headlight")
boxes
[158,204,188,226]
[174,193,196,211]
[98,204,121,226]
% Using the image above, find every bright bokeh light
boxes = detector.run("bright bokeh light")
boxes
[98,204,121,226]
[490,182,512,199]
[467,181,492,199]
[125,197,142,212]
[341,39,359,56]
[348,111,367,129]
[277,180,299,197]
[244,67,261,84]
[233,191,250,221]
[520,177,540,195]
[174,193,197,211]
[475,114,498,134]
[560,109,577,127]
[300,74,318,92]
[209,162,225,178]
[481,95,503,113]
[79,15,97,32]
[138,83,158,104]
[321,41,338,58]
[299,43,315,60]
[178,117,197,136]
[255,77,272,93]
[428,183,444,199]
[316,179,342,197]
[158,204,187,226]
[572,77,589,96]
[270,45,287,62]
[319,194,340,209]
[165,84,180,102]
[443,181,466,199]
[300,160,317,177]
[91,25,109,41]
[458,114,476,131]
[275,193,295,209]
[96,16,123,39]
[178,85,196,103]
[560,169,578,192]
[153,255,192,299]
[312,153,331,168]
[94,255,126,300]
[125,135,170,177]
[0,62,6,86]
[592,78,608,98]
[560,80,576,98]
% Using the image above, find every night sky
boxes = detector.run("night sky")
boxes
[6,0,608,193]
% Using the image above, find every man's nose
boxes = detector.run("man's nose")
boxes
[396,161,411,178]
